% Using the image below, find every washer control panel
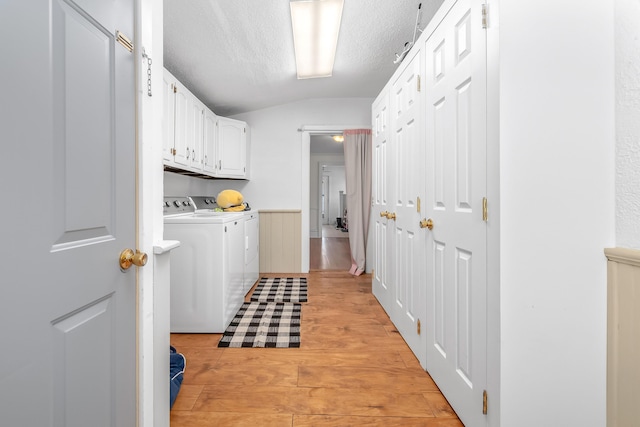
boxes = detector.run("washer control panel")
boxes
[189,196,219,211]
[163,197,194,216]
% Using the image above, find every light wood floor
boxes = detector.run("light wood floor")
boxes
[309,237,352,271]
[169,271,462,427]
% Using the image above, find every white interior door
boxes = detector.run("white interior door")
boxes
[390,48,427,367]
[424,0,488,424]
[0,0,137,425]
[372,91,393,310]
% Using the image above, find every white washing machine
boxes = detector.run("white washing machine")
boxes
[163,197,245,333]
[189,196,260,295]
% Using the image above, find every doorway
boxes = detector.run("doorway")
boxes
[309,134,351,270]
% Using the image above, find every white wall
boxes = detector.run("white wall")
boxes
[497,1,614,426]
[615,0,640,250]
[231,98,372,209]
[231,98,372,271]
[139,0,166,425]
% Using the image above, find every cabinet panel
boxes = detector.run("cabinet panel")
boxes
[217,117,247,178]
[186,95,204,171]
[173,81,189,168]
[162,71,175,164]
[203,109,217,174]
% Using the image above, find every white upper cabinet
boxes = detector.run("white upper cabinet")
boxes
[172,77,192,169]
[216,117,247,179]
[185,94,205,171]
[163,68,250,179]
[203,109,218,175]
[162,71,176,165]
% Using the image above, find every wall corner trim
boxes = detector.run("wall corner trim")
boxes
[604,247,640,267]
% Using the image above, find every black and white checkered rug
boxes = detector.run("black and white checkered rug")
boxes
[217,302,301,348]
[250,277,308,303]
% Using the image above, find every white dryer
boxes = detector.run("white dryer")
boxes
[243,211,260,293]
[163,197,245,333]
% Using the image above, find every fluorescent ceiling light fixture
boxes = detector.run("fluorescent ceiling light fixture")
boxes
[290,0,344,79]
[332,135,344,142]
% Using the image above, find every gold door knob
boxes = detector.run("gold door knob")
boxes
[386,212,396,220]
[420,218,434,230]
[380,211,389,217]
[119,248,148,270]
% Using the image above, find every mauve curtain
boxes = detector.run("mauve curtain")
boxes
[343,129,372,276]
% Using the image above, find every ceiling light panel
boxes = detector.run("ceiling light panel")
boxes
[290,0,344,79]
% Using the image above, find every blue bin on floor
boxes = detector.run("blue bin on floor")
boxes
[170,346,186,409]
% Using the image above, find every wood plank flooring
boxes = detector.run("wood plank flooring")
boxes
[309,238,351,271]
[170,272,462,426]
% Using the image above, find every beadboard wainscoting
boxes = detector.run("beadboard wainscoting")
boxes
[606,247,640,426]
[259,210,302,273]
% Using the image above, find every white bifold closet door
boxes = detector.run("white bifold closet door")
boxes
[389,47,428,368]
[423,0,488,425]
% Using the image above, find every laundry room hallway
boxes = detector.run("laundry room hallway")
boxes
[169,271,462,426]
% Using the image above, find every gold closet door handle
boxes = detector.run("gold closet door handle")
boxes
[380,211,389,217]
[420,218,434,230]
[120,248,148,270]
[386,212,396,220]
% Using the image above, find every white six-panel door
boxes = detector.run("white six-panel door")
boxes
[424,0,488,425]
[0,0,137,425]
[372,91,393,311]
[390,49,427,367]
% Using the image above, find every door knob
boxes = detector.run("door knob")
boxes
[380,211,389,217]
[386,212,396,220]
[420,218,434,230]
[119,248,148,270]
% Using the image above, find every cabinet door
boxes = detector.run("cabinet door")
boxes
[162,70,176,164]
[186,96,205,171]
[217,117,247,178]
[173,81,190,168]
[203,109,217,174]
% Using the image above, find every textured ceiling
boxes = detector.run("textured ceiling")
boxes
[164,0,443,116]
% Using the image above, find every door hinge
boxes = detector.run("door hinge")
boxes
[116,31,133,52]
[416,74,421,92]
[482,4,488,29]
[417,196,421,213]
[171,148,176,156]
[482,197,488,222]
[483,390,488,414]
[417,319,421,335]
[173,85,177,94]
